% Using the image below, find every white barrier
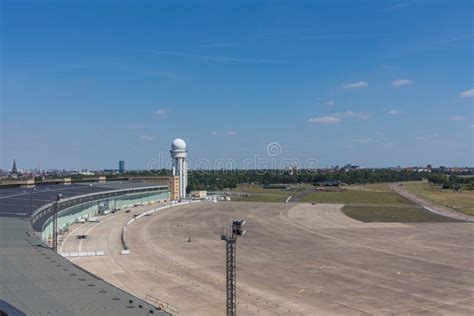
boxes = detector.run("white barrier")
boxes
[60,250,105,258]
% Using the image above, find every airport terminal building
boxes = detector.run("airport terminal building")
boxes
[0,180,174,315]
[0,139,191,315]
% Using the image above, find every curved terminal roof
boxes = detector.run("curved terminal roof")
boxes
[0,182,172,316]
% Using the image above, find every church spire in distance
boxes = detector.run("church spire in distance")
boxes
[12,159,17,174]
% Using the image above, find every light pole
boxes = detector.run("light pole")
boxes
[52,194,62,252]
[221,219,246,316]
[30,186,36,212]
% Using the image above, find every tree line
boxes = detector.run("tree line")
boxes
[427,174,474,191]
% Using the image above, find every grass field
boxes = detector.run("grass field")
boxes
[233,184,309,194]
[231,183,414,206]
[342,205,460,223]
[231,184,300,203]
[344,183,392,192]
[231,194,288,203]
[229,183,460,222]
[300,190,414,205]
[403,181,474,216]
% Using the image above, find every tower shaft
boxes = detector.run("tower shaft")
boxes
[170,138,188,200]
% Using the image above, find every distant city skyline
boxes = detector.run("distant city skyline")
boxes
[1,1,473,170]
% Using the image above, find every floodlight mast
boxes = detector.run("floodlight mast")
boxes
[52,194,62,252]
[221,219,246,316]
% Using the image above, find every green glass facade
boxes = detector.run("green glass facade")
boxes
[41,191,169,242]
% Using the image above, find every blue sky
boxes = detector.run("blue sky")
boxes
[1,0,473,170]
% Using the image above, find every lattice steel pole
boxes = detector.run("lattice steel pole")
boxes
[221,219,246,316]
[226,235,236,315]
[52,208,58,251]
[52,194,62,252]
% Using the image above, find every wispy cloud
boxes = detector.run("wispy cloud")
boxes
[325,100,336,106]
[200,42,240,48]
[449,116,469,121]
[416,132,440,141]
[308,116,341,124]
[389,34,472,58]
[352,138,377,143]
[387,0,419,10]
[392,79,413,87]
[342,81,368,89]
[225,131,239,136]
[308,110,369,125]
[155,108,171,118]
[459,88,474,98]
[333,111,370,120]
[139,135,156,141]
[387,109,401,116]
[113,62,180,79]
[127,124,145,130]
[142,49,281,63]
[301,33,361,40]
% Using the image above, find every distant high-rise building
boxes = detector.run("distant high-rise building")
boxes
[119,160,125,173]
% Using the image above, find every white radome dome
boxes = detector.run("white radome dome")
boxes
[171,138,187,151]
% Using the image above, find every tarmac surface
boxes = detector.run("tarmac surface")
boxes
[63,201,474,315]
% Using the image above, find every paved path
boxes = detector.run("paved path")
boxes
[389,183,474,222]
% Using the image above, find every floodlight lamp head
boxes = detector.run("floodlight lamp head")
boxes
[232,219,246,236]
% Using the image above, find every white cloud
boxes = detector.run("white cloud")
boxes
[342,81,368,89]
[392,79,413,87]
[459,88,474,98]
[325,100,336,106]
[308,116,341,124]
[200,42,240,48]
[416,132,442,142]
[138,135,156,141]
[127,124,145,130]
[308,110,369,125]
[155,108,171,117]
[388,1,414,10]
[333,110,370,120]
[225,131,239,136]
[449,116,469,121]
[352,138,377,143]
[143,49,281,63]
[387,109,401,116]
